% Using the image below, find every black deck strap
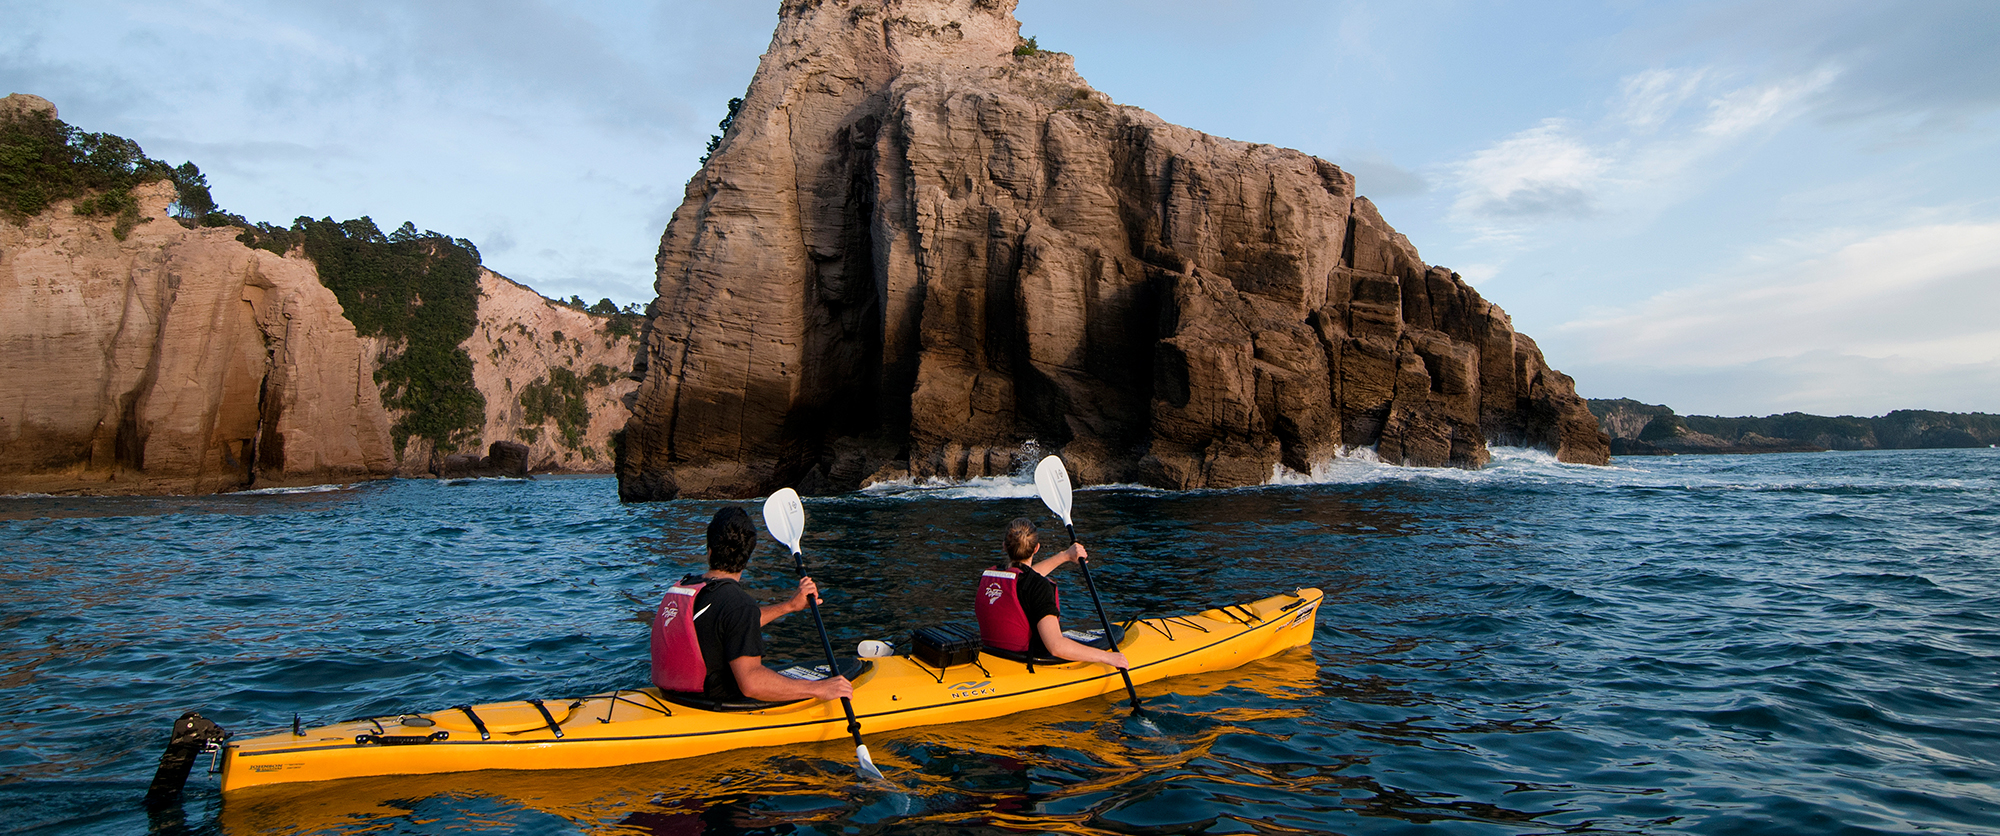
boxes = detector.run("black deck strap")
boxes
[1232,605,1262,623]
[354,730,448,746]
[1142,618,1174,640]
[911,656,947,684]
[1165,616,1210,634]
[527,699,564,739]
[600,691,673,723]
[658,692,805,712]
[981,645,1065,670]
[452,705,490,740]
[1278,596,1309,612]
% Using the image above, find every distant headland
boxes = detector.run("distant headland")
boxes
[1590,398,2000,456]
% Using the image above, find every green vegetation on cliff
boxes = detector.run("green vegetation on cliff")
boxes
[296,217,487,453]
[519,364,620,457]
[6,104,633,464]
[0,107,236,240]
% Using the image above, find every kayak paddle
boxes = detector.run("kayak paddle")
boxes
[1033,455,1144,715]
[762,488,885,781]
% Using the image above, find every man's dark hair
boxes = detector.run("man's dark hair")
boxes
[707,507,758,572]
[1004,517,1040,563]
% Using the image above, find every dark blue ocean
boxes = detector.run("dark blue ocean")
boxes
[3,448,1997,835]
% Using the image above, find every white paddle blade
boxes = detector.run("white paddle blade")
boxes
[762,488,806,554]
[856,744,885,780]
[1033,455,1073,526]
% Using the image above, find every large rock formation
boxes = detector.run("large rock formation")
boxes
[616,0,1609,500]
[1,96,641,494]
[0,180,397,494]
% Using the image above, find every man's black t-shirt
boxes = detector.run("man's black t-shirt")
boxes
[1014,566,1061,657]
[683,574,762,700]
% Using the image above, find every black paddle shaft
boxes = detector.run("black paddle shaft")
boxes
[792,552,867,745]
[1066,523,1144,713]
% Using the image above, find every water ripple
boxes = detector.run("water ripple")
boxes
[2,451,1998,833]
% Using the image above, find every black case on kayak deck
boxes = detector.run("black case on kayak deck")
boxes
[911,623,981,669]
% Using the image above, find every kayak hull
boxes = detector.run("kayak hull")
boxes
[217,587,1323,791]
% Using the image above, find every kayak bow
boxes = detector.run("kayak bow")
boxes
[196,588,1322,792]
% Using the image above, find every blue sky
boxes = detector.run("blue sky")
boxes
[5,0,1997,416]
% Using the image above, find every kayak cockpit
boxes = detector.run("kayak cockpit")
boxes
[654,658,873,713]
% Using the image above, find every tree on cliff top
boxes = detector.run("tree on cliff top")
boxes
[0,108,228,236]
[296,216,487,454]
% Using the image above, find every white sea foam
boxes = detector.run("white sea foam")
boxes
[860,472,1041,500]
[231,483,354,496]
[1264,445,1612,487]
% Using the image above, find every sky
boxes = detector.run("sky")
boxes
[5,0,1998,417]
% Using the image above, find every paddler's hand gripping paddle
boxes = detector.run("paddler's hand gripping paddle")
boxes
[1034,455,1145,715]
[763,488,885,781]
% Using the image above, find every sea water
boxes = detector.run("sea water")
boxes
[1,448,1996,834]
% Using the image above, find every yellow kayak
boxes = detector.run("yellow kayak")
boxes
[206,588,1322,793]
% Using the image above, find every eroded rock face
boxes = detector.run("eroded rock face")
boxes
[619,0,1608,500]
[3,93,642,494]
[0,182,397,494]
[437,270,637,473]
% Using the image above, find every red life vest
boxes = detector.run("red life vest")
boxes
[649,578,713,692]
[975,565,1059,653]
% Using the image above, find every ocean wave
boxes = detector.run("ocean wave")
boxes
[229,483,355,496]
[1266,445,1612,487]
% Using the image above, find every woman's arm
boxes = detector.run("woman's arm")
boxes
[1034,615,1128,669]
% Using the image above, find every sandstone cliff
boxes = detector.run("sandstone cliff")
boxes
[618,0,1608,500]
[455,270,639,471]
[0,180,396,494]
[2,96,639,494]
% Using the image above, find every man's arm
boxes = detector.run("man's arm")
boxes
[758,576,819,626]
[1035,615,1128,669]
[727,655,854,702]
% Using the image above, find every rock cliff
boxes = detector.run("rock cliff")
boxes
[0,180,397,494]
[618,0,1608,500]
[455,270,639,471]
[1,97,640,494]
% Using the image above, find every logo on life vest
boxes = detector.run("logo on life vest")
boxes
[948,679,994,698]
[661,602,680,627]
[983,582,1003,605]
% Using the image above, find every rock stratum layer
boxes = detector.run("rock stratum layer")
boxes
[1,138,639,495]
[617,0,1609,500]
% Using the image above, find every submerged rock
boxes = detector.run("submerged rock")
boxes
[617,0,1609,500]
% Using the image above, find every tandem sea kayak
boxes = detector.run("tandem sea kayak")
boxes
[164,587,1322,794]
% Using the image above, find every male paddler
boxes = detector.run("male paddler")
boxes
[974,517,1130,669]
[650,507,854,702]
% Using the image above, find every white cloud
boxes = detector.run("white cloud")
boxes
[1700,68,1838,137]
[1570,351,2000,416]
[1442,66,1836,241]
[1561,219,2000,370]
[1447,119,1610,229]
[1615,67,1709,130]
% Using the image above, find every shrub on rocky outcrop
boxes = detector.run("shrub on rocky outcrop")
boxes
[0,97,217,240]
[296,216,487,453]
